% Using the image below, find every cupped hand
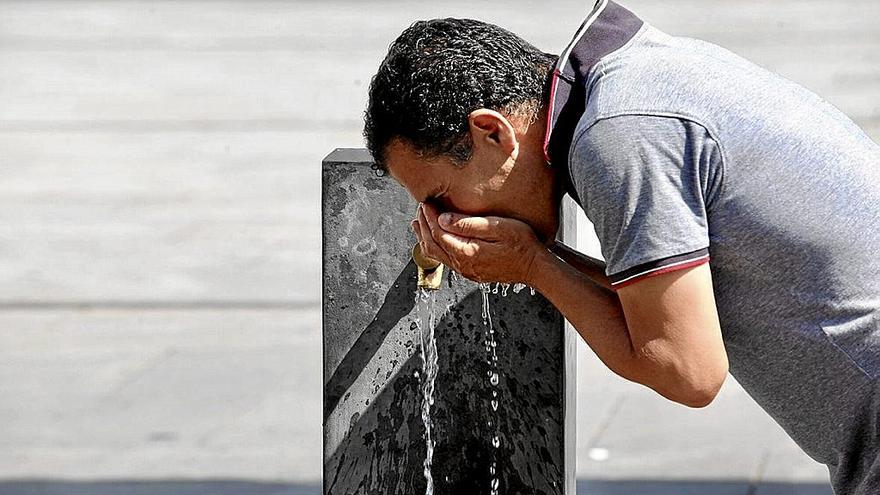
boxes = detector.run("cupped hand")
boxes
[412,202,545,284]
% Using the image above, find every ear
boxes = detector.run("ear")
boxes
[467,109,519,159]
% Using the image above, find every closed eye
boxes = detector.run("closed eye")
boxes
[424,185,448,205]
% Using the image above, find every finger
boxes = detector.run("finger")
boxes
[435,230,488,276]
[420,202,441,237]
[421,202,453,244]
[438,213,501,241]
[411,219,419,239]
[418,206,452,264]
[436,229,478,253]
[416,206,431,245]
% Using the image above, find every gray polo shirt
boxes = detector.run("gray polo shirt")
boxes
[547,2,880,493]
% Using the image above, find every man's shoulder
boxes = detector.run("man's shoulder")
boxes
[595,23,757,81]
[571,113,714,168]
[581,24,779,130]
[567,113,724,216]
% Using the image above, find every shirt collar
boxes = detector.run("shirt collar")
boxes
[542,0,644,171]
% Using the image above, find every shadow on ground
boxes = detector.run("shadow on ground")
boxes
[0,479,833,495]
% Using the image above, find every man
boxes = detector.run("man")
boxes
[362,1,880,493]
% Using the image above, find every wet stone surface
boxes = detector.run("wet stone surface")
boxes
[322,149,574,495]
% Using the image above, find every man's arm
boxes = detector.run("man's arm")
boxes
[417,204,729,408]
[528,245,728,408]
[547,114,729,406]
[549,241,614,293]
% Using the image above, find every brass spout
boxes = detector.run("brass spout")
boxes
[412,243,444,290]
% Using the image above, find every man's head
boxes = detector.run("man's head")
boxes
[363,18,562,242]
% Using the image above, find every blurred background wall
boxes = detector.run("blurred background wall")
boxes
[0,1,877,493]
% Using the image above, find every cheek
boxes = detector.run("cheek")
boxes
[443,185,496,215]
[442,194,490,216]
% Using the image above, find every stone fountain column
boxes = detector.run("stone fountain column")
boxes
[322,148,577,495]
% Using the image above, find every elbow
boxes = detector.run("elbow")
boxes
[634,348,729,409]
[676,376,725,408]
[672,361,728,408]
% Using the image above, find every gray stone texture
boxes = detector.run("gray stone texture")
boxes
[322,149,576,494]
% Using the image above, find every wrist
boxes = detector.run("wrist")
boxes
[523,245,559,290]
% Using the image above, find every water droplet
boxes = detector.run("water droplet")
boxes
[530,286,536,296]
[479,282,493,326]
[491,399,498,411]
[492,436,501,448]
[489,372,499,386]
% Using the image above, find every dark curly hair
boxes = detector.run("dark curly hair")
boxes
[364,18,557,171]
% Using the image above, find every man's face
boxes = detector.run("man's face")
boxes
[384,138,560,244]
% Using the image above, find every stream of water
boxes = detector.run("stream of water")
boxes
[415,288,438,495]
[416,278,535,495]
[479,282,501,495]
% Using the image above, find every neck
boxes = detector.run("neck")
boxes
[524,109,563,204]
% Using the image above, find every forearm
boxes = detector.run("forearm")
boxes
[527,246,725,406]
[527,247,640,382]
[549,241,615,293]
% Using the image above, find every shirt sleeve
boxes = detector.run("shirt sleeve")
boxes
[568,114,720,290]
